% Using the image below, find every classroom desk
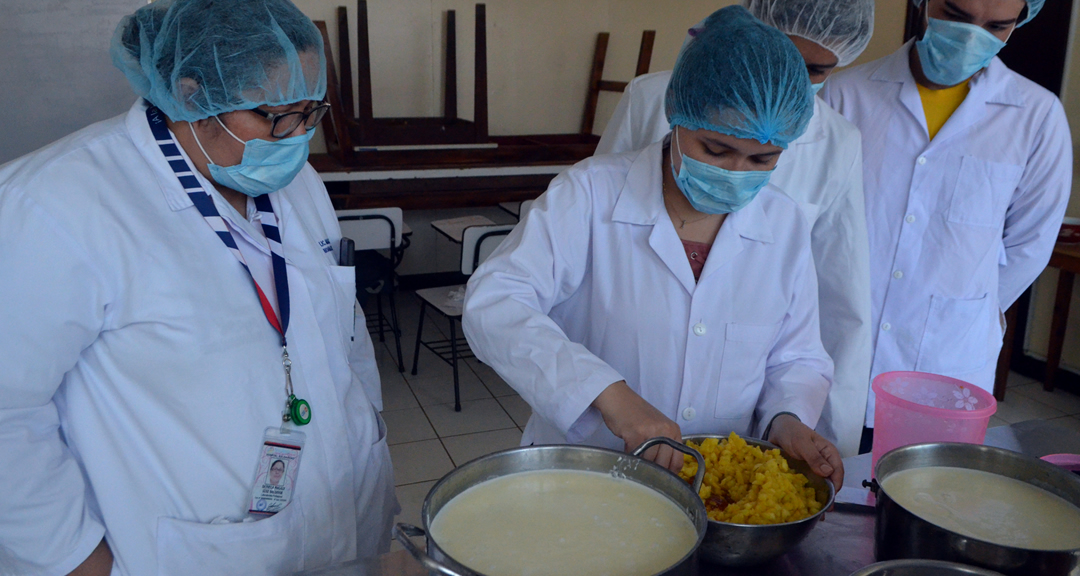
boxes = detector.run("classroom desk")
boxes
[310,134,596,211]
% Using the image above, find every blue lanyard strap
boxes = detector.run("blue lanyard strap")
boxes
[145,105,291,345]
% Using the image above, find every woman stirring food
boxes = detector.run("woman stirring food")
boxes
[462,5,843,488]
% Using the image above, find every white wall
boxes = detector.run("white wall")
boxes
[295,0,734,142]
[0,0,145,164]
[301,0,914,143]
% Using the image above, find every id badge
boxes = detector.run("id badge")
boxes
[248,427,305,518]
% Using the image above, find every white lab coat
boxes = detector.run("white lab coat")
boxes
[821,43,1072,425]
[597,71,872,456]
[0,100,397,576]
[462,140,833,450]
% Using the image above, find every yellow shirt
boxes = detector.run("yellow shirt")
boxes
[917,80,970,140]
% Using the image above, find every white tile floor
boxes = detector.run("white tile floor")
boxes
[1000,370,1080,432]
[369,292,1080,546]
[365,292,530,549]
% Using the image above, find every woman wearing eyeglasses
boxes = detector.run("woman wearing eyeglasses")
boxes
[0,0,395,574]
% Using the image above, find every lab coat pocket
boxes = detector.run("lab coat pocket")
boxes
[156,501,303,576]
[327,265,358,345]
[715,323,781,421]
[916,294,994,376]
[947,156,1023,227]
[374,408,388,445]
[356,410,398,557]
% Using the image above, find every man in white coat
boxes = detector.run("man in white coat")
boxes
[465,6,845,488]
[821,0,1070,451]
[597,0,876,457]
[0,0,396,574]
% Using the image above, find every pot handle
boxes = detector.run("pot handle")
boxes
[392,523,469,576]
[861,478,880,494]
[633,437,706,494]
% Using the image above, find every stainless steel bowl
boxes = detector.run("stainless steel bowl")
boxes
[683,434,835,567]
[850,559,1006,576]
[394,438,708,576]
[871,442,1080,576]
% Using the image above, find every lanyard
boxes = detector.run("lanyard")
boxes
[146,104,310,425]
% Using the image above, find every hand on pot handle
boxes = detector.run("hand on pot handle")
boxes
[767,414,844,488]
[593,381,684,473]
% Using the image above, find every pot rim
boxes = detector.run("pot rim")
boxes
[873,441,1080,554]
[682,434,836,529]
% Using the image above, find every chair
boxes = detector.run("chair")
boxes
[337,208,407,372]
[315,2,489,165]
[581,30,656,135]
[411,222,516,411]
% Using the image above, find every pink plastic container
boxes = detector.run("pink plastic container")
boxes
[1042,454,1080,474]
[871,371,997,474]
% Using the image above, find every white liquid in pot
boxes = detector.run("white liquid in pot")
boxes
[882,466,1080,550]
[428,469,699,576]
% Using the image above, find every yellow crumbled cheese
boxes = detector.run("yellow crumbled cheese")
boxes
[679,432,822,525]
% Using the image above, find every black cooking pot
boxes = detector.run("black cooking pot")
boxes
[868,442,1080,576]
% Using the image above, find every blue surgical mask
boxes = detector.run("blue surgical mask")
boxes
[191,118,314,197]
[811,81,826,96]
[916,17,1008,87]
[669,127,774,215]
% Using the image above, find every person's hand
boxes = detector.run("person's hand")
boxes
[766,414,844,488]
[592,381,684,473]
[68,538,113,576]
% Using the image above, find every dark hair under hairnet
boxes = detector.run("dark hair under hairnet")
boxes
[111,0,327,122]
[666,5,813,149]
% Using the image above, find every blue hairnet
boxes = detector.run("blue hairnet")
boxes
[744,0,875,66]
[666,6,813,149]
[111,0,327,123]
[912,0,1043,26]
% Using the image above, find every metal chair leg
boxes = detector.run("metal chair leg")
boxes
[449,317,461,412]
[388,289,405,373]
[411,300,426,376]
[375,293,386,342]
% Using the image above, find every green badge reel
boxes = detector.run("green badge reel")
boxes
[286,394,311,425]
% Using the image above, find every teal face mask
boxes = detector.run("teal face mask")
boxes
[811,81,826,96]
[916,17,1008,86]
[670,127,774,215]
[192,118,314,197]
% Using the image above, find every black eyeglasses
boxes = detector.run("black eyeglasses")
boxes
[249,101,330,139]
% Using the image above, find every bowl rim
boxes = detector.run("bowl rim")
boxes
[682,434,836,529]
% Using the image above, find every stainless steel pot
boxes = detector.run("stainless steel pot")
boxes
[683,435,835,567]
[850,559,1006,576]
[393,438,708,576]
[869,442,1080,576]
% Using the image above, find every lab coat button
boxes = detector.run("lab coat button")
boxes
[881,322,892,331]
[683,407,696,421]
[893,270,904,279]
[905,214,916,224]
[917,156,927,165]
[693,323,707,336]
